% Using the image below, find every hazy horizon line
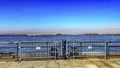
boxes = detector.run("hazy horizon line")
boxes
[0,32,120,35]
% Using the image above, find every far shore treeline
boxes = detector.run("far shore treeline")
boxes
[0,33,120,36]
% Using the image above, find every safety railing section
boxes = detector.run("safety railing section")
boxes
[67,41,105,59]
[0,41,120,61]
[19,41,63,61]
[67,41,120,59]
[0,42,19,61]
[0,41,63,61]
[107,41,120,58]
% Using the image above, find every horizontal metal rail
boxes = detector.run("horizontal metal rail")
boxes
[68,41,120,43]
[0,41,61,44]
[0,41,120,44]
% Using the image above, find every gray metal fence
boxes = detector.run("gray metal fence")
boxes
[67,41,120,59]
[19,41,63,61]
[0,42,19,61]
[0,41,120,61]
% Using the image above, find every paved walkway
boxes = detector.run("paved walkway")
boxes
[0,59,120,68]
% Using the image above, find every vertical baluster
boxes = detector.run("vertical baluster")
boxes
[73,43,74,59]
[16,43,19,61]
[55,42,56,61]
[104,42,108,59]
[19,42,22,62]
[80,42,83,58]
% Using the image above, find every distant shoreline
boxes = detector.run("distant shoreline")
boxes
[0,34,120,36]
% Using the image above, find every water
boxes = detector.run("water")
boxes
[0,35,120,42]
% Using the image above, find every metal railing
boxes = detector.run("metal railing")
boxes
[19,41,62,61]
[67,41,120,59]
[0,40,120,61]
[0,42,19,61]
[0,41,63,61]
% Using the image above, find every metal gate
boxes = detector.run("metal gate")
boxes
[19,41,63,61]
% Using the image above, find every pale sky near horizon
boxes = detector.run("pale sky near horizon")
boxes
[0,0,120,34]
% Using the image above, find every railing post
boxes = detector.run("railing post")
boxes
[16,43,19,61]
[73,43,74,59]
[55,42,56,61]
[80,42,83,58]
[19,43,22,62]
[61,42,62,58]
[104,42,108,59]
[47,42,49,58]
[62,40,67,59]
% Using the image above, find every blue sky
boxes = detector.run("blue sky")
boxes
[0,0,120,34]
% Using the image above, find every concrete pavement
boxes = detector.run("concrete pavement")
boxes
[0,59,120,68]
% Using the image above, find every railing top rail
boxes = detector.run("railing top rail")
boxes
[0,41,61,44]
[67,41,104,43]
[108,41,120,43]
[0,42,20,44]
[67,41,120,43]
[21,41,61,44]
[0,41,120,44]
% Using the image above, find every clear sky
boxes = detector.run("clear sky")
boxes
[0,0,120,35]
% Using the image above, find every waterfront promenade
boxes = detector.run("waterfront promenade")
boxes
[0,58,120,68]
